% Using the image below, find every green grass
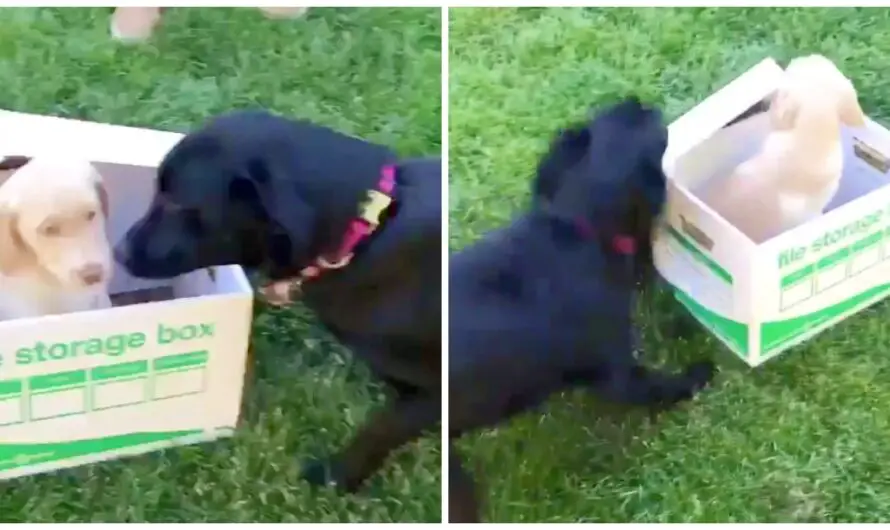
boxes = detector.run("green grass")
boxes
[0,7,440,523]
[450,7,890,523]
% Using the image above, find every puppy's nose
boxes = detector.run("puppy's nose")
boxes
[77,263,105,286]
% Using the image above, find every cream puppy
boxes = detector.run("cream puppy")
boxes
[0,156,113,320]
[697,54,866,243]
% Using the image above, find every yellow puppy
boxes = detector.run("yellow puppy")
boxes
[697,54,866,244]
[0,156,113,320]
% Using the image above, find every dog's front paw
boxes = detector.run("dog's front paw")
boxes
[300,458,351,493]
[685,361,717,390]
[662,311,701,340]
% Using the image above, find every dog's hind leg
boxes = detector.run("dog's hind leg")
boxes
[570,360,715,410]
[449,443,482,523]
[301,393,440,493]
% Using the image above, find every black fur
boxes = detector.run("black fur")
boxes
[448,97,716,522]
[115,109,442,499]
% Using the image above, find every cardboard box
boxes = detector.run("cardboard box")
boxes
[655,57,890,367]
[0,109,254,479]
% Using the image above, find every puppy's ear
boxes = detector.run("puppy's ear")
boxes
[0,156,31,186]
[95,182,110,219]
[0,156,31,171]
[0,206,34,275]
[838,81,866,128]
[769,88,799,130]
[87,166,110,219]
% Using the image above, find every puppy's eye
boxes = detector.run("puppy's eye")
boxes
[41,223,61,237]
[85,210,97,222]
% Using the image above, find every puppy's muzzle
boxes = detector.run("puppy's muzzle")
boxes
[76,262,105,286]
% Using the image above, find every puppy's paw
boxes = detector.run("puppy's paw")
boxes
[300,458,351,493]
[685,361,717,390]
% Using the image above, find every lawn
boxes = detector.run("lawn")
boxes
[0,7,441,523]
[449,7,890,523]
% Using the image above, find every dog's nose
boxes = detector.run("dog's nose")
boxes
[113,243,129,265]
[77,263,105,286]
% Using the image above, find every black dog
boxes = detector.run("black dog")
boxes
[115,110,442,498]
[448,97,716,522]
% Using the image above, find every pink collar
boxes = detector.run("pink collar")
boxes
[574,217,637,255]
[260,164,397,306]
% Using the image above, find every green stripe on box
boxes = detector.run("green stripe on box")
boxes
[0,430,202,471]
[0,379,22,397]
[781,264,815,288]
[30,370,87,391]
[817,247,850,269]
[761,282,890,354]
[91,360,149,382]
[852,231,883,252]
[666,226,733,284]
[153,351,208,372]
[674,288,749,356]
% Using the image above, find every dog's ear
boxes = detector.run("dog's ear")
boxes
[769,88,799,130]
[228,175,261,204]
[533,124,590,202]
[0,205,34,275]
[228,172,316,247]
[641,145,668,207]
[838,81,866,128]
[628,126,669,239]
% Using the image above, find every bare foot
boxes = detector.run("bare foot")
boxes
[110,7,163,43]
[259,7,310,19]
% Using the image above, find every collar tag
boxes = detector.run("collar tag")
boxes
[359,189,392,228]
[612,235,637,255]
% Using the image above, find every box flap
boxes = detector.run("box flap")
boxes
[664,57,785,173]
[0,109,184,168]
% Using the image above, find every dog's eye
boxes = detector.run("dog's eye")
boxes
[41,223,61,237]
[85,210,97,222]
[184,210,203,233]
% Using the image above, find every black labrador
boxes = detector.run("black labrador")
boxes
[448,97,716,522]
[115,110,442,499]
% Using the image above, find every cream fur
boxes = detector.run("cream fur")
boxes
[697,54,866,244]
[0,157,113,320]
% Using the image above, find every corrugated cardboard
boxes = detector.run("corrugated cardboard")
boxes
[0,110,253,479]
[656,57,890,366]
